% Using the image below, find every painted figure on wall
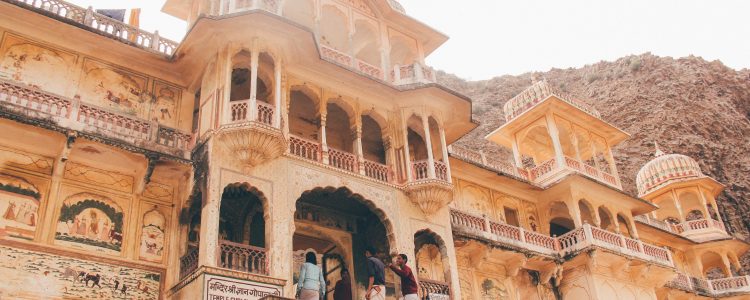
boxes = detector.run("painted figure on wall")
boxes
[79,60,149,117]
[139,208,166,262]
[0,246,160,299]
[0,40,72,95]
[55,193,125,255]
[150,82,180,127]
[0,173,41,241]
[481,278,509,300]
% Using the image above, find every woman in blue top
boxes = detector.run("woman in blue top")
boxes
[296,252,326,300]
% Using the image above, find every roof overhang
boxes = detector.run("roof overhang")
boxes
[640,176,725,200]
[485,95,630,148]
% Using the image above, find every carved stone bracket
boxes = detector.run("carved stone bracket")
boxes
[404,179,453,215]
[215,123,287,169]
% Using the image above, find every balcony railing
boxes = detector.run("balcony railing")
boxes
[390,62,436,85]
[229,99,275,126]
[450,208,674,267]
[667,273,750,296]
[0,78,191,153]
[320,45,353,66]
[356,60,383,80]
[363,159,391,182]
[412,160,449,181]
[6,0,178,56]
[635,215,727,240]
[179,246,199,279]
[289,134,321,162]
[328,147,358,173]
[503,80,600,122]
[448,145,527,178]
[217,240,268,275]
[418,279,450,300]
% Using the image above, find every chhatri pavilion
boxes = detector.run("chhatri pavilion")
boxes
[0,0,746,299]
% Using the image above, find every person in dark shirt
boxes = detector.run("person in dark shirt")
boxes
[365,246,386,300]
[333,268,352,300]
[387,254,419,300]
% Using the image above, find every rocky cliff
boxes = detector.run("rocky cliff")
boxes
[440,53,750,263]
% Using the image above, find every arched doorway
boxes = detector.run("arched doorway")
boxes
[293,186,395,299]
[548,202,574,236]
[414,229,451,298]
[217,183,268,275]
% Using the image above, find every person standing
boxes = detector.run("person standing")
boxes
[364,246,386,300]
[297,252,326,300]
[333,268,352,300]
[387,254,419,300]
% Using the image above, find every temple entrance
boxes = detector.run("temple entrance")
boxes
[293,186,395,300]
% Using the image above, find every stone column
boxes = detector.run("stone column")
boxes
[421,114,436,179]
[320,113,329,164]
[274,59,282,128]
[403,121,414,182]
[511,136,523,168]
[198,160,221,267]
[354,119,365,175]
[544,114,565,168]
[249,49,259,122]
[439,126,452,183]
[671,189,686,222]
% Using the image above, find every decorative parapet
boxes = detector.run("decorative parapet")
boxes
[449,144,621,190]
[503,80,600,122]
[0,78,192,158]
[451,208,674,267]
[666,273,750,297]
[4,0,178,56]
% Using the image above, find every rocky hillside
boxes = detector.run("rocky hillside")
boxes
[440,53,750,261]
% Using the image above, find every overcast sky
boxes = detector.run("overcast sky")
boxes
[68,0,750,80]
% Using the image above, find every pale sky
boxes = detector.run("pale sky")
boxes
[67,0,750,80]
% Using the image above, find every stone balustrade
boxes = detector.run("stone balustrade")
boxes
[503,80,600,122]
[418,278,450,300]
[451,208,674,267]
[666,273,750,296]
[5,0,178,56]
[448,145,526,178]
[0,78,192,156]
[179,246,199,279]
[217,240,268,276]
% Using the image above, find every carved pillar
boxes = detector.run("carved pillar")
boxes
[422,114,436,179]
[198,161,221,268]
[545,113,565,168]
[384,137,395,182]
[249,49,259,122]
[439,126,452,183]
[274,58,282,128]
[403,120,414,182]
[320,113,329,164]
[511,135,523,168]
[354,117,365,175]
[671,189,686,222]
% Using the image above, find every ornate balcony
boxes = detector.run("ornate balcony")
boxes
[5,0,178,56]
[216,99,285,168]
[179,246,199,279]
[0,78,192,158]
[666,273,750,297]
[635,215,728,242]
[406,160,453,215]
[390,62,436,86]
[451,209,674,267]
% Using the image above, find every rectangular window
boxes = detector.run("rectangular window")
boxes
[504,207,519,227]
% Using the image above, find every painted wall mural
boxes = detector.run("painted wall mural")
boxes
[150,80,181,127]
[480,278,509,300]
[78,58,149,117]
[0,246,160,299]
[0,34,76,95]
[139,207,166,263]
[0,174,41,241]
[55,193,125,255]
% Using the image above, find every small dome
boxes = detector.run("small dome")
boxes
[636,143,704,196]
[387,0,406,13]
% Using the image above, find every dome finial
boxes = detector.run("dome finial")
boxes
[654,141,665,157]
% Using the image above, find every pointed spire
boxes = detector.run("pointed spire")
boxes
[654,141,665,157]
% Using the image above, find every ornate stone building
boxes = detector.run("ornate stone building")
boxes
[0,0,746,299]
